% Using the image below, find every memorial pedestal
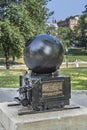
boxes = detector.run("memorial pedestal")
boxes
[0,102,87,130]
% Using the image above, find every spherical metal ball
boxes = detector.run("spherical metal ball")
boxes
[24,34,63,74]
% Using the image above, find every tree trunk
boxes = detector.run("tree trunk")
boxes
[12,55,15,64]
[6,54,10,69]
[3,46,10,69]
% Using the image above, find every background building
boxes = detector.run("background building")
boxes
[57,15,80,30]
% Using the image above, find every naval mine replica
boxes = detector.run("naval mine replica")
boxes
[9,34,72,115]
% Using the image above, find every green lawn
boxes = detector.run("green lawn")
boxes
[0,69,22,88]
[63,55,87,62]
[59,67,87,90]
[0,57,24,65]
[0,55,87,65]
[0,67,87,90]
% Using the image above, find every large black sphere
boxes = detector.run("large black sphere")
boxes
[24,34,63,74]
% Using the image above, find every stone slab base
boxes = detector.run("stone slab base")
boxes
[0,102,87,130]
[0,122,5,130]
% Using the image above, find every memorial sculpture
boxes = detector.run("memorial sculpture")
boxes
[9,34,72,115]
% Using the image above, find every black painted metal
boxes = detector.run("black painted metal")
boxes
[31,74,71,111]
[24,34,63,74]
[18,73,71,111]
[18,106,80,115]
[9,34,72,114]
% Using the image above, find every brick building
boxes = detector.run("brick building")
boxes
[57,15,80,30]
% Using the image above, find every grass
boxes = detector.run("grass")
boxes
[0,55,87,89]
[0,69,22,88]
[0,57,24,65]
[59,67,87,90]
[0,67,87,90]
[0,55,87,66]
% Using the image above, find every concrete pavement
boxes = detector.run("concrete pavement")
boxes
[0,88,87,106]
[0,88,18,103]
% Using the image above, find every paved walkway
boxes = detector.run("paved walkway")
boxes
[0,88,18,103]
[71,90,87,106]
[0,123,5,130]
[0,88,87,106]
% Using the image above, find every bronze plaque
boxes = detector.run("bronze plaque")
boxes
[42,82,63,97]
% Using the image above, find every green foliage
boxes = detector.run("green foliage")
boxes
[46,23,57,36]
[64,48,87,56]
[0,20,24,57]
[73,13,87,49]
[63,55,87,62]
[0,0,53,68]
[78,14,87,48]
[6,1,44,37]
[83,5,87,14]
[57,27,73,48]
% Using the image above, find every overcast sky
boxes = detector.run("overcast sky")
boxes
[47,0,87,21]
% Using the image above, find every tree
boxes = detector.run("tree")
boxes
[46,23,58,36]
[1,0,51,37]
[57,27,73,48]
[72,25,80,47]
[73,5,87,49]
[79,14,87,49]
[0,20,24,69]
[74,14,87,49]
[0,0,52,69]
[83,5,87,14]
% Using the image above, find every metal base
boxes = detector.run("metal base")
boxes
[8,103,21,107]
[8,103,80,116]
[18,105,80,115]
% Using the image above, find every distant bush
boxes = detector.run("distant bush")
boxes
[64,48,87,56]
[63,55,87,62]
